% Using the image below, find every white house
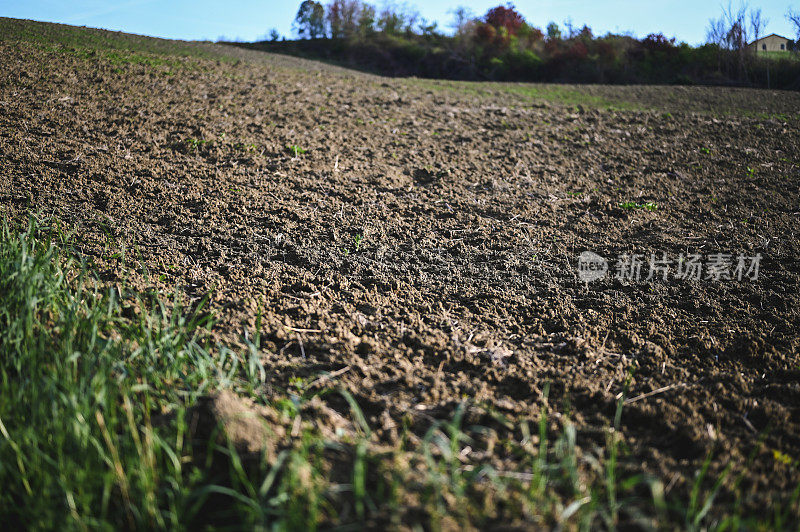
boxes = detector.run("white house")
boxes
[748,34,792,53]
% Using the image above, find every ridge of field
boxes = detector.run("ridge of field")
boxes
[4,17,800,116]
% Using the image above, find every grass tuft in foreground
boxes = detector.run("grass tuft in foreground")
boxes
[0,217,223,528]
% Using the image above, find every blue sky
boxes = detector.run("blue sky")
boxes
[1,1,797,45]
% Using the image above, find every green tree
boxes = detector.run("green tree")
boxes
[294,0,326,39]
[357,3,376,37]
[326,0,364,39]
[419,18,439,37]
[546,22,561,40]
[377,2,418,35]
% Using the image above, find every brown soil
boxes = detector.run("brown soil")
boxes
[2,27,800,520]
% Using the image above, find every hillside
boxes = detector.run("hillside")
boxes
[1,18,800,529]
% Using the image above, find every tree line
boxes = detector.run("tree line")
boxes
[245,1,800,89]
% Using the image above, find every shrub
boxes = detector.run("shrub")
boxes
[505,48,542,78]
[642,32,676,53]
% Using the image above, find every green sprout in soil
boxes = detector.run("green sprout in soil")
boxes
[289,376,309,393]
[233,142,257,152]
[185,138,209,150]
[746,167,756,178]
[286,145,307,156]
[342,234,363,256]
[620,201,658,212]
[700,147,711,155]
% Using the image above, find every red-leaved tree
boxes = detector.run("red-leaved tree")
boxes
[484,4,525,36]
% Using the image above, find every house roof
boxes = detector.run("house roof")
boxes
[749,33,791,45]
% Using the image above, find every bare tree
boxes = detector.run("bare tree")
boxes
[449,6,474,36]
[726,5,748,50]
[706,3,748,50]
[749,8,767,55]
[563,18,576,39]
[788,8,800,42]
[706,3,767,80]
[706,15,727,46]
